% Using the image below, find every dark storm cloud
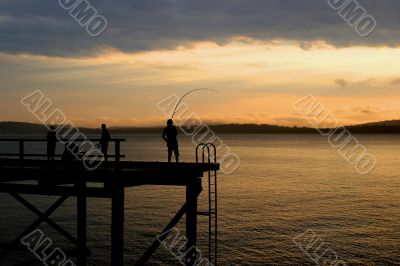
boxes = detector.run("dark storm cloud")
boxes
[0,0,399,56]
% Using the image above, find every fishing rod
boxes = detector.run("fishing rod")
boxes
[171,88,218,118]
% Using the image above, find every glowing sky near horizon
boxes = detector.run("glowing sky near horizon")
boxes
[2,0,400,127]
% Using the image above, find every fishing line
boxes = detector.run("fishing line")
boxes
[171,88,218,118]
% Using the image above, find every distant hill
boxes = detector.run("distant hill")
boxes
[0,122,98,136]
[1,120,400,135]
[0,121,49,135]
[360,120,400,126]
[345,120,400,134]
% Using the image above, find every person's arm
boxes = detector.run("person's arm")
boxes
[162,128,168,142]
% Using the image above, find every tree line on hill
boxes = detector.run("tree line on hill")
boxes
[1,121,400,135]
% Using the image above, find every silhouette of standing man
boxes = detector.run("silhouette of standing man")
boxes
[101,124,111,161]
[162,119,179,163]
[46,126,57,161]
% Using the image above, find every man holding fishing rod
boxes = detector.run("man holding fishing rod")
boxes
[162,88,217,163]
[162,119,179,163]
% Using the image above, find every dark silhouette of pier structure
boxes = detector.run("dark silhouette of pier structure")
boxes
[0,139,219,265]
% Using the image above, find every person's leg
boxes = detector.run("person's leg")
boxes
[168,149,172,163]
[51,145,56,161]
[174,146,179,163]
[101,145,108,162]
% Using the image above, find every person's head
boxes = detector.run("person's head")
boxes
[101,124,106,130]
[167,119,173,126]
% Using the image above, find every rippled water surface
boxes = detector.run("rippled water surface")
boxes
[0,134,399,265]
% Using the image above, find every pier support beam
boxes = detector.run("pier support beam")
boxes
[111,181,124,266]
[77,180,87,266]
[186,178,201,266]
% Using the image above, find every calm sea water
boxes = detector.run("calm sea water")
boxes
[0,134,400,265]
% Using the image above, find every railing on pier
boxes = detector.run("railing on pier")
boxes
[0,138,126,165]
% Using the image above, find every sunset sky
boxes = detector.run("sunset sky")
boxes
[1,0,400,127]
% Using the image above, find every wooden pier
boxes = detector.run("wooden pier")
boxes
[0,139,219,265]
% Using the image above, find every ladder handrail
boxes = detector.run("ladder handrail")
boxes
[195,143,218,265]
[196,143,217,164]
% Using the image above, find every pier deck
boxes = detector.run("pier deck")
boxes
[0,139,219,266]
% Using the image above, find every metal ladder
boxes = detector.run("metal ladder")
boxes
[196,143,218,265]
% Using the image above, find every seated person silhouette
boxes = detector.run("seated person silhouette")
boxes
[46,126,57,161]
[62,142,79,168]
[59,142,83,182]
[162,119,179,163]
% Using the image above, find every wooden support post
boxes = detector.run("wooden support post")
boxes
[19,140,24,168]
[115,140,121,173]
[115,140,121,163]
[77,180,87,266]
[186,179,200,266]
[111,181,124,266]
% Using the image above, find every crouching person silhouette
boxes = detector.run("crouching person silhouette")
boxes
[162,119,179,163]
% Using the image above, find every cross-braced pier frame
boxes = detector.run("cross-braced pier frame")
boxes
[0,139,219,265]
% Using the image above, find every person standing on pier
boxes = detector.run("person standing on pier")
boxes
[101,124,111,161]
[162,119,179,163]
[46,126,57,161]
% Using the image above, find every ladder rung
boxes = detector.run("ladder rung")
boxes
[198,213,215,217]
[200,165,218,263]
